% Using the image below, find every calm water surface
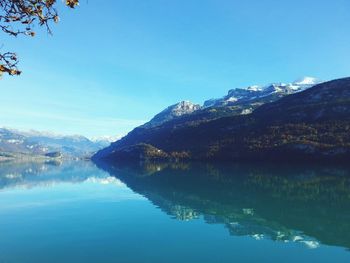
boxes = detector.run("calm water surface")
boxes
[0,160,349,263]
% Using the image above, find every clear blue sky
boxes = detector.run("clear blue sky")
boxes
[1,0,349,138]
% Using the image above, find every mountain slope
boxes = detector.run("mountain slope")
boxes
[93,77,350,162]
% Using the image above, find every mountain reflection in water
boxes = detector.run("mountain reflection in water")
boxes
[96,161,350,250]
[0,160,122,190]
[1,159,350,253]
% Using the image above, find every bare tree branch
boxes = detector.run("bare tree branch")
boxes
[0,0,79,76]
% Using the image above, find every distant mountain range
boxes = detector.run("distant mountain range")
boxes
[0,128,112,159]
[93,76,350,162]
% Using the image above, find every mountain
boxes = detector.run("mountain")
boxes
[142,101,201,128]
[93,77,350,162]
[90,135,122,144]
[0,128,111,158]
[203,77,320,108]
[142,77,321,131]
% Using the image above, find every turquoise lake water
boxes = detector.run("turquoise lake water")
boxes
[0,160,349,263]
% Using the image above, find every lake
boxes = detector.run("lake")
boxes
[0,160,349,263]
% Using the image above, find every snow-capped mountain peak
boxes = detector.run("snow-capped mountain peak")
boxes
[142,101,201,128]
[293,76,320,86]
[246,85,263,92]
[141,76,322,128]
[8,128,88,141]
[203,77,321,109]
[90,135,122,143]
[167,101,201,116]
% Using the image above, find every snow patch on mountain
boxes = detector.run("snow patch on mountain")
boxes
[203,77,321,108]
[143,101,201,128]
[90,135,123,144]
[293,76,319,85]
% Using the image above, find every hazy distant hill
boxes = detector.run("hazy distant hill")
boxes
[93,77,350,162]
[0,128,112,158]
